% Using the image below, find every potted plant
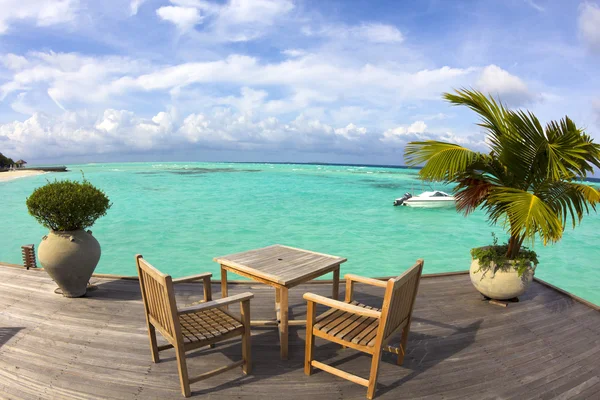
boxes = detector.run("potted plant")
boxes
[26,178,111,297]
[404,89,600,300]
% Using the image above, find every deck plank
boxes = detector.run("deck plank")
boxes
[0,265,598,399]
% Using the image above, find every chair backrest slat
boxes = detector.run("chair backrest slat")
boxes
[379,260,424,340]
[136,255,178,341]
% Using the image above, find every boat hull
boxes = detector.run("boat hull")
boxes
[404,199,456,208]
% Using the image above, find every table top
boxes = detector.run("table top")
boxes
[214,244,347,286]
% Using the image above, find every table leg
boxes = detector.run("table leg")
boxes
[275,287,281,321]
[332,266,340,300]
[278,287,289,360]
[221,267,228,310]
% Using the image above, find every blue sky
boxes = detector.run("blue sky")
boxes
[0,0,599,166]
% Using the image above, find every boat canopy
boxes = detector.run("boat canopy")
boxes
[419,191,451,198]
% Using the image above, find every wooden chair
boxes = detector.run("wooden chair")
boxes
[135,255,253,397]
[21,244,37,269]
[303,259,424,400]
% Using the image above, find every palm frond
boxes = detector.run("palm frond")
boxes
[544,117,600,179]
[537,181,600,228]
[443,88,510,155]
[485,188,564,245]
[454,177,494,215]
[504,109,547,186]
[404,141,481,181]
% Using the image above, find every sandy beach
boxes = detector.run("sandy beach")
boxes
[0,170,47,182]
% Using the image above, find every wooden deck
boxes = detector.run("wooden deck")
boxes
[0,264,599,399]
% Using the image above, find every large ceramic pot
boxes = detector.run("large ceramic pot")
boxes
[469,259,535,300]
[38,230,101,298]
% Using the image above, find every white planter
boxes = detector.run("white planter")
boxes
[469,259,535,300]
[38,230,101,298]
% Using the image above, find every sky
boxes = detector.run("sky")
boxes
[0,0,599,166]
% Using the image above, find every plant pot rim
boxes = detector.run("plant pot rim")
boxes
[471,244,537,251]
[48,229,92,233]
[471,257,537,267]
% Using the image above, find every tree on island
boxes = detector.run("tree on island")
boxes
[0,152,15,168]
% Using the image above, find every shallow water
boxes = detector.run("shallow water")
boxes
[1,162,598,305]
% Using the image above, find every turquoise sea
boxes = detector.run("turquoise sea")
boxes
[1,162,599,305]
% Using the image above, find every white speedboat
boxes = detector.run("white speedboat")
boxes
[393,191,456,208]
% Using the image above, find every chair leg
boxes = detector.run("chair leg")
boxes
[241,300,252,375]
[304,301,316,375]
[397,324,410,366]
[148,324,160,363]
[241,331,252,374]
[366,350,382,400]
[175,344,191,398]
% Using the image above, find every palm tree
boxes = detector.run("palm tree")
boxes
[404,89,600,259]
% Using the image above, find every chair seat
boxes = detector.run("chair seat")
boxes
[179,308,243,345]
[314,301,381,347]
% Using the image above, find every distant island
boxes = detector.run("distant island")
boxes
[0,152,67,182]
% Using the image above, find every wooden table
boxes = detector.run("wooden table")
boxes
[214,244,347,360]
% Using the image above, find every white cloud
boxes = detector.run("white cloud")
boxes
[0,107,488,160]
[282,49,307,58]
[108,55,474,104]
[579,2,600,51]
[210,0,294,42]
[0,0,78,34]
[0,51,480,112]
[334,123,367,140]
[219,0,293,25]
[354,23,404,43]
[303,22,403,44]
[0,51,148,105]
[0,52,532,161]
[156,0,294,40]
[1,54,29,70]
[524,0,545,12]
[11,92,36,115]
[215,87,269,115]
[0,109,182,159]
[381,121,427,142]
[475,64,534,105]
[380,120,488,153]
[0,108,339,158]
[130,0,146,16]
[410,112,451,121]
[156,6,202,32]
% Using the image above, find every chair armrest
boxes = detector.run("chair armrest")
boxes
[344,274,388,288]
[172,272,212,284]
[178,292,253,315]
[303,293,381,319]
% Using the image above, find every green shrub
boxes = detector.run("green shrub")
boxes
[471,233,538,277]
[0,152,15,168]
[26,179,111,231]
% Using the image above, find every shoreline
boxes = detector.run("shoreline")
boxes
[0,170,47,182]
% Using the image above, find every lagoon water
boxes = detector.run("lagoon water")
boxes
[1,162,599,305]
